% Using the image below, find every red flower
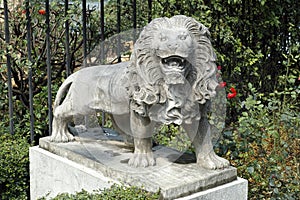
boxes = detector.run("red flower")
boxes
[217,66,222,70]
[227,92,237,99]
[219,82,227,88]
[38,9,46,15]
[227,87,237,99]
[229,87,237,94]
[22,10,26,14]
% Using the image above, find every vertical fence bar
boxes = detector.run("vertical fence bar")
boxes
[117,0,121,62]
[25,0,35,143]
[82,0,88,127]
[132,0,137,42]
[100,0,106,127]
[100,0,105,59]
[148,0,152,23]
[65,0,71,76]
[45,0,52,135]
[3,0,14,135]
[82,0,87,67]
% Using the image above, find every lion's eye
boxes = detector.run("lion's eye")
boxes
[179,35,187,40]
[160,34,167,41]
[161,37,167,41]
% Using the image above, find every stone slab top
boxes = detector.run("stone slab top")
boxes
[39,129,237,200]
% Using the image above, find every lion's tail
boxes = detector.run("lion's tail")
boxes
[53,74,75,110]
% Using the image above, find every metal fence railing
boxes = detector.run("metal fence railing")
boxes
[2,0,153,143]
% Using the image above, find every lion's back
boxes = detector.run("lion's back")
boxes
[70,62,130,114]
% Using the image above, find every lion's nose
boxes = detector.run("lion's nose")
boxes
[167,43,178,51]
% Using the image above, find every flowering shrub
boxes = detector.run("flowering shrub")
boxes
[216,72,300,199]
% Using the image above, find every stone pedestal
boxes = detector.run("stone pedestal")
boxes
[30,130,247,199]
[30,146,116,199]
[176,177,248,200]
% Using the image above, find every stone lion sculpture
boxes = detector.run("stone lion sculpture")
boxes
[51,15,230,169]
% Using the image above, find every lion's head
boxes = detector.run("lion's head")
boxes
[127,15,218,125]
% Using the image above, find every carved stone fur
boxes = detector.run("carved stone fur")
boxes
[51,15,230,169]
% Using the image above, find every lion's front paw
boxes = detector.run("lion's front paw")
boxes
[197,151,230,170]
[50,131,75,143]
[128,152,156,167]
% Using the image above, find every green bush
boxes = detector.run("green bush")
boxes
[39,184,159,200]
[0,134,30,200]
[216,76,300,199]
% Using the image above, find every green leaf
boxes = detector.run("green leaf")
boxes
[247,166,254,174]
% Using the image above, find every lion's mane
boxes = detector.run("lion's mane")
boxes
[127,15,218,118]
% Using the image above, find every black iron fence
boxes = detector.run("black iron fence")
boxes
[1,0,154,143]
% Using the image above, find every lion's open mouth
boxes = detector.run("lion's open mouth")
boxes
[162,56,186,70]
[161,56,189,85]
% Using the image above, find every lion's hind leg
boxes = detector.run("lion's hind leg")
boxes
[51,116,74,142]
[50,101,75,143]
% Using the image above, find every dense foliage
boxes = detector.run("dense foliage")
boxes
[215,81,299,199]
[0,0,299,199]
[0,134,30,199]
[39,184,159,200]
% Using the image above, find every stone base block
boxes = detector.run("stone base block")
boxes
[30,146,116,199]
[30,132,247,199]
[177,177,248,200]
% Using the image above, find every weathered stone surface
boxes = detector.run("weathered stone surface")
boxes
[38,130,237,199]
